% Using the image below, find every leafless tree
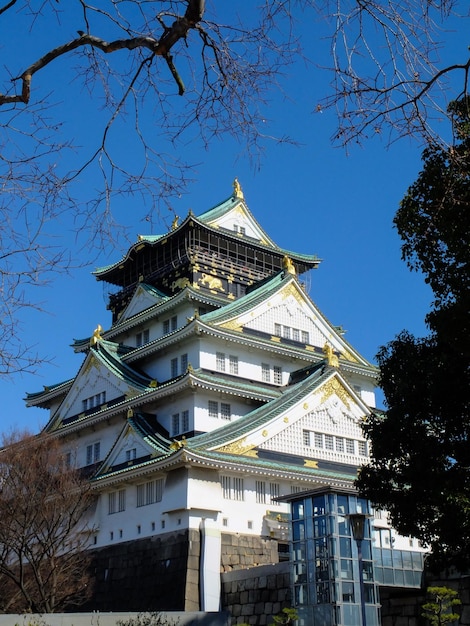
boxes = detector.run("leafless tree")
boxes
[0,430,94,613]
[0,0,467,374]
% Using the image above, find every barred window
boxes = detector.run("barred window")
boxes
[180,353,188,373]
[182,410,189,432]
[358,440,368,457]
[172,413,180,436]
[314,432,323,448]
[273,366,282,385]
[229,355,239,375]
[136,329,150,347]
[233,477,244,501]
[346,439,355,454]
[171,358,178,378]
[220,403,231,420]
[216,352,226,372]
[336,437,345,453]
[86,441,100,465]
[137,479,164,507]
[126,448,137,462]
[109,489,126,514]
[303,430,311,446]
[221,476,245,501]
[269,482,280,505]
[262,363,270,382]
[274,323,282,337]
[208,401,218,419]
[325,434,334,450]
[256,480,267,504]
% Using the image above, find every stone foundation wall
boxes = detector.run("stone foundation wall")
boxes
[221,562,291,626]
[84,529,201,612]
[221,533,279,572]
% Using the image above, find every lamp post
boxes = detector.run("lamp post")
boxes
[349,513,367,626]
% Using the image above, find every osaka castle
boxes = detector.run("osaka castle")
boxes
[26,180,424,625]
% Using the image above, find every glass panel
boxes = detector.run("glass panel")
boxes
[383,568,394,585]
[381,549,392,567]
[292,543,306,561]
[364,583,376,603]
[402,551,413,569]
[340,537,352,558]
[293,521,305,541]
[294,584,308,605]
[362,561,374,581]
[340,559,353,579]
[293,562,308,584]
[341,581,355,603]
[394,569,404,586]
[313,495,326,516]
[314,516,327,537]
[338,514,349,535]
[412,552,423,569]
[362,540,372,560]
[337,494,349,516]
[292,501,304,520]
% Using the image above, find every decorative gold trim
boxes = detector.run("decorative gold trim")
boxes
[215,438,255,455]
[304,459,319,469]
[320,378,351,410]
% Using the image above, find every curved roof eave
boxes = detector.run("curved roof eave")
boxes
[93,207,320,283]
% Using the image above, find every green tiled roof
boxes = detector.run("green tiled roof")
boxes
[189,362,331,450]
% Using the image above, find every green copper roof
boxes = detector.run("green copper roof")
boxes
[189,362,331,450]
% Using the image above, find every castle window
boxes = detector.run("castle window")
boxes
[216,352,226,372]
[182,410,189,432]
[172,410,190,436]
[221,475,244,501]
[303,430,311,447]
[325,434,334,450]
[82,391,106,412]
[314,433,323,449]
[136,329,150,347]
[86,441,100,465]
[136,479,164,507]
[180,353,188,373]
[172,413,180,437]
[125,448,137,462]
[274,323,282,337]
[229,355,239,375]
[336,437,345,453]
[108,489,126,514]
[163,316,177,335]
[262,363,270,382]
[301,331,309,343]
[269,482,280,505]
[255,480,267,504]
[273,366,282,385]
[208,401,218,419]
[346,439,355,454]
[358,440,368,457]
[171,358,178,378]
[220,402,231,420]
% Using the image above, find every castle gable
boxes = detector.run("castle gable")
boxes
[207,369,369,469]
[211,276,364,364]
[96,420,158,475]
[119,283,168,321]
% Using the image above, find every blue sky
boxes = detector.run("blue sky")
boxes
[1,3,466,434]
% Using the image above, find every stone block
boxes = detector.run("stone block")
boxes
[241,603,255,616]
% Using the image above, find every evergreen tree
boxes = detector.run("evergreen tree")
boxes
[357,97,470,569]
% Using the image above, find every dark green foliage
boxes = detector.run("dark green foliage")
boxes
[357,97,470,569]
[422,586,461,625]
